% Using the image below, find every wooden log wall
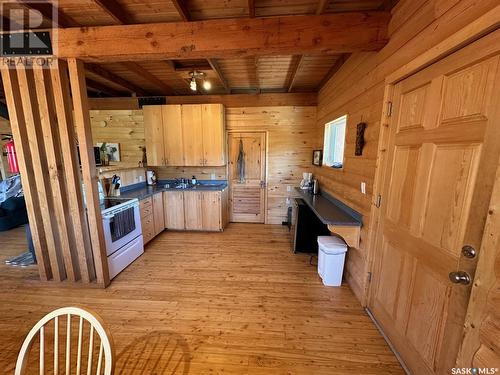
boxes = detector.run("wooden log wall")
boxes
[0,60,109,286]
[226,107,317,224]
[90,110,145,168]
[314,0,500,304]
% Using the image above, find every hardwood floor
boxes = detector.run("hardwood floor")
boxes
[0,224,404,374]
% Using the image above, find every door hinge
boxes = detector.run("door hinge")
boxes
[375,194,382,208]
[387,101,393,117]
[367,272,372,283]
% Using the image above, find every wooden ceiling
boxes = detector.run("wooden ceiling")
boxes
[1,0,398,98]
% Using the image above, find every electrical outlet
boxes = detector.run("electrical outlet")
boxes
[361,182,366,195]
[286,197,291,205]
[287,185,292,192]
[211,173,216,180]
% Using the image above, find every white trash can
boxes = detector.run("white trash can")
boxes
[317,236,348,286]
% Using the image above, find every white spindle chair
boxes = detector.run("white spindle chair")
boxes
[15,306,114,375]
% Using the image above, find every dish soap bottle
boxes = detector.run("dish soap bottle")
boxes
[191,176,197,185]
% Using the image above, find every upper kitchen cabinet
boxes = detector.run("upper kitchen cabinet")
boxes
[182,105,204,166]
[202,104,226,166]
[162,105,184,166]
[143,104,226,167]
[143,106,165,166]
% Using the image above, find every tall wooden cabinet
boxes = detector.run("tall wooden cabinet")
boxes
[144,104,226,167]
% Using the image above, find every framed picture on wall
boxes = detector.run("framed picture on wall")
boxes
[312,150,323,166]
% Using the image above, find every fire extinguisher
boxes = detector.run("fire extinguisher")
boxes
[2,134,19,174]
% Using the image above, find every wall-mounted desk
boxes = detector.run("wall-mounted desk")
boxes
[295,188,362,248]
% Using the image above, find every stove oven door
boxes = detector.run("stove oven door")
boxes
[102,205,142,256]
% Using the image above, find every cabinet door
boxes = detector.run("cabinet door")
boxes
[181,105,204,166]
[183,191,203,230]
[143,106,165,166]
[162,105,184,166]
[202,104,226,166]
[163,191,185,230]
[202,191,222,231]
[152,192,165,236]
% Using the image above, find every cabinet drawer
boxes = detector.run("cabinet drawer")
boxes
[141,213,155,244]
[140,197,153,218]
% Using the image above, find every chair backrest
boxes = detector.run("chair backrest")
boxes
[15,306,114,375]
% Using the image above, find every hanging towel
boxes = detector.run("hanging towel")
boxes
[110,207,136,242]
[237,139,245,183]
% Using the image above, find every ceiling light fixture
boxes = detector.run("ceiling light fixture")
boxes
[190,76,197,91]
[189,71,211,92]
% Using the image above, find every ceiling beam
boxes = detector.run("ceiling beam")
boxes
[85,64,147,96]
[248,0,256,18]
[93,0,131,24]
[316,0,329,15]
[57,12,390,62]
[207,59,230,93]
[86,78,124,97]
[171,0,190,21]
[287,55,304,93]
[122,62,178,95]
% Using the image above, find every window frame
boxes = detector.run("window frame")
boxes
[322,114,347,169]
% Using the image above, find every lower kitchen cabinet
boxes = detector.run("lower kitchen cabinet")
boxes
[140,196,155,244]
[140,192,165,245]
[163,189,228,231]
[163,191,185,230]
[152,192,165,236]
[184,191,203,230]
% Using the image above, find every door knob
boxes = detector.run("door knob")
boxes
[462,245,476,258]
[449,271,471,285]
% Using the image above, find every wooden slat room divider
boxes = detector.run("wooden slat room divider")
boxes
[0,59,110,286]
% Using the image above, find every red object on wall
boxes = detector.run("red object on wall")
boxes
[4,139,19,173]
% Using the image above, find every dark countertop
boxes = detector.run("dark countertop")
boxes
[119,180,228,200]
[296,188,362,227]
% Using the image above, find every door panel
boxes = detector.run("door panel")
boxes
[369,32,500,375]
[162,105,184,166]
[152,192,164,236]
[182,105,203,166]
[143,106,164,166]
[201,191,221,231]
[163,191,185,230]
[202,104,225,166]
[228,132,266,223]
[184,191,203,230]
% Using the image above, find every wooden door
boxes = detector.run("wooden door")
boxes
[152,192,165,236]
[202,104,226,166]
[184,191,203,230]
[163,191,185,230]
[202,191,221,231]
[162,105,184,166]
[143,106,165,166]
[182,105,203,166]
[369,33,500,375]
[228,132,266,223]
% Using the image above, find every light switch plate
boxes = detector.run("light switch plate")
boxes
[361,182,366,195]
[287,185,292,192]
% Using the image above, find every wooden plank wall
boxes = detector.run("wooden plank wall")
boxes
[0,60,109,286]
[90,110,145,168]
[226,107,317,224]
[314,0,500,303]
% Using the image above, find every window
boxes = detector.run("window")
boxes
[323,115,347,168]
